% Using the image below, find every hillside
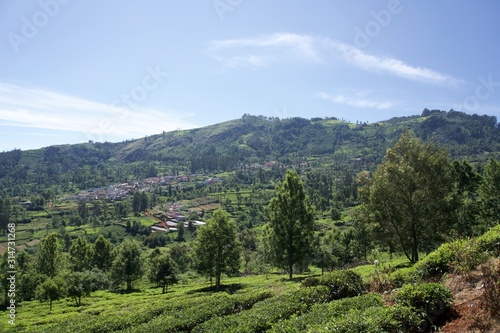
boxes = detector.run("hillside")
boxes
[1,109,500,332]
[0,109,499,196]
[2,225,499,332]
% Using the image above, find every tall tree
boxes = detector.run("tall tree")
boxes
[140,192,149,212]
[191,208,240,289]
[360,131,456,263]
[267,169,315,279]
[35,276,66,311]
[0,196,11,235]
[169,243,191,273]
[148,254,179,293]
[36,233,63,278]
[66,271,92,306]
[479,158,500,227]
[176,220,185,241]
[92,235,115,272]
[451,160,481,237]
[77,199,89,221]
[111,239,144,290]
[69,235,93,272]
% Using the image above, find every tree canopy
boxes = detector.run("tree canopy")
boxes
[148,253,179,293]
[360,131,456,263]
[111,239,144,290]
[267,169,315,279]
[191,208,240,289]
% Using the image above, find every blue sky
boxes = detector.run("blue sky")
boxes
[1,0,499,151]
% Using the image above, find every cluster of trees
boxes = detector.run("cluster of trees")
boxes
[359,131,500,263]
[0,232,182,310]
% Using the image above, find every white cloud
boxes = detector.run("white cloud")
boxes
[207,33,321,68]
[208,33,463,87]
[322,40,464,87]
[318,91,396,109]
[0,82,198,143]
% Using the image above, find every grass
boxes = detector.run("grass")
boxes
[319,119,348,126]
[350,253,410,278]
[0,273,298,332]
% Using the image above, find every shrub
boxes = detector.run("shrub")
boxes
[412,242,456,279]
[388,266,421,287]
[316,270,365,300]
[300,276,319,287]
[476,224,500,256]
[309,305,421,333]
[393,282,453,330]
[192,286,331,333]
[448,238,487,277]
[268,293,383,333]
[130,290,273,333]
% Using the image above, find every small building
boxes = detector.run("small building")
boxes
[151,226,168,233]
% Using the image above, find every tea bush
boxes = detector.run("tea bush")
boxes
[476,224,500,256]
[268,293,383,333]
[192,286,331,333]
[308,304,421,333]
[123,290,272,333]
[316,270,365,299]
[393,282,453,330]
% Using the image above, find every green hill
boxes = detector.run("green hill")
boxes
[0,109,499,195]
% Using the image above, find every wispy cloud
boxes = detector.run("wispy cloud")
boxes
[322,40,464,87]
[207,33,463,87]
[317,91,396,109]
[206,33,321,68]
[0,83,198,142]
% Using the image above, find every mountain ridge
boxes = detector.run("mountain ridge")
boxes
[0,109,499,195]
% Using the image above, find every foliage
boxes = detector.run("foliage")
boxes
[393,282,453,330]
[0,196,11,235]
[361,131,456,263]
[267,169,315,278]
[111,238,144,290]
[479,158,500,226]
[451,160,482,237]
[192,286,331,333]
[268,293,383,333]
[66,269,110,307]
[476,224,500,256]
[387,225,500,286]
[315,269,365,299]
[35,276,67,311]
[191,208,241,289]
[448,238,488,276]
[309,304,422,333]
[69,235,93,272]
[169,242,191,273]
[36,233,63,278]
[176,220,185,241]
[130,290,272,333]
[92,235,115,271]
[67,271,92,306]
[148,254,179,293]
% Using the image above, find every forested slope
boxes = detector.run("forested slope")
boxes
[0,109,498,196]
